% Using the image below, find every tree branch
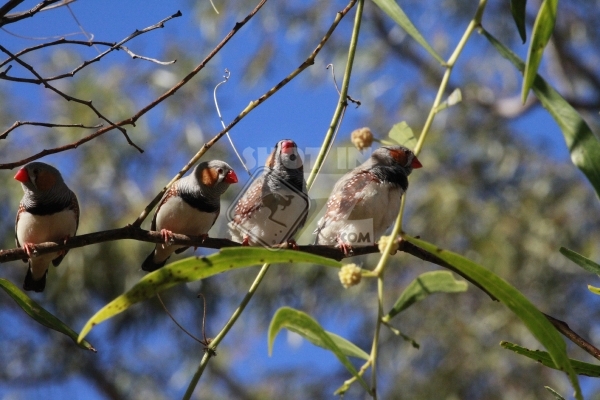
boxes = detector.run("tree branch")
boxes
[0,0,62,27]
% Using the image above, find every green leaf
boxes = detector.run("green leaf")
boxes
[545,386,566,400]
[502,341,600,377]
[403,235,582,399]
[79,248,342,342]
[0,278,95,352]
[268,307,371,393]
[588,285,600,295]
[510,0,528,43]
[434,88,462,112]
[522,0,557,102]
[560,247,600,275]
[484,29,600,200]
[370,0,444,64]
[383,271,468,320]
[388,121,417,149]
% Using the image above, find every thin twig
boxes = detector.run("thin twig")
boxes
[0,44,143,153]
[0,0,61,27]
[0,121,103,140]
[544,313,600,361]
[157,293,203,344]
[120,46,176,65]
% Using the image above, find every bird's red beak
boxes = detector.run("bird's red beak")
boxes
[224,169,238,183]
[411,157,423,169]
[281,140,295,154]
[14,168,29,183]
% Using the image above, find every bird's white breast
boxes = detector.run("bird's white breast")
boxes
[17,209,77,245]
[156,196,216,236]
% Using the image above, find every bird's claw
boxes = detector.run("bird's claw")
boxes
[22,243,36,258]
[160,229,175,247]
[336,238,353,257]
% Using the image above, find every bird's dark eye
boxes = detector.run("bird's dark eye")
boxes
[218,168,224,175]
[32,168,38,175]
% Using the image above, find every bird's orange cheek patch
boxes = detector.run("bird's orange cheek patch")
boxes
[389,149,408,166]
[201,167,219,187]
[35,170,57,191]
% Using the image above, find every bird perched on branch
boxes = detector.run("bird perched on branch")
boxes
[141,160,238,272]
[314,145,422,254]
[229,139,309,247]
[14,162,79,292]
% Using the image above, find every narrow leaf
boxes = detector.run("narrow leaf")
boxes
[268,307,371,392]
[560,247,600,275]
[388,121,417,150]
[0,279,95,352]
[403,235,582,399]
[510,0,528,43]
[502,341,600,377]
[522,0,557,102]
[484,29,600,200]
[545,387,566,400]
[588,285,600,295]
[370,0,444,64]
[79,248,342,342]
[384,271,467,320]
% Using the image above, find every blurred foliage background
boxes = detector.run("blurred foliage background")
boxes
[1,0,600,399]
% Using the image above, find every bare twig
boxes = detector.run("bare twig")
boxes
[0,12,181,81]
[543,314,600,362]
[0,44,143,153]
[120,46,175,65]
[0,121,103,140]
[0,0,62,27]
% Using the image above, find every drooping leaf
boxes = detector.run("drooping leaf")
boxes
[502,341,600,377]
[560,247,600,275]
[370,0,444,64]
[510,0,528,43]
[484,29,600,200]
[388,121,417,149]
[403,235,582,399]
[268,307,371,393]
[522,0,557,102]
[0,279,95,352]
[79,248,342,342]
[384,271,468,320]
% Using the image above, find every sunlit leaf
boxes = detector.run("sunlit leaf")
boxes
[502,341,600,377]
[545,386,566,400]
[560,247,600,275]
[383,271,467,320]
[522,0,557,102]
[484,29,600,200]
[434,88,462,112]
[268,307,371,392]
[370,0,444,64]
[79,248,342,342]
[510,0,528,43]
[0,279,95,352]
[403,235,582,399]
[388,121,417,149]
[588,285,600,295]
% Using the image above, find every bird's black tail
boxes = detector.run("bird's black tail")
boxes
[23,267,46,292]
[141,251,168,272]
